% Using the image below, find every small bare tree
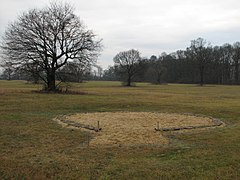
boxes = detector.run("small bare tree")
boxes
[113,49,141,86]
[1,2,102,91]
[188,38,212,86]
[151,59,166,84]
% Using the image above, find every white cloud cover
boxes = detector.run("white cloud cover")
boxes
[1,0,240,69]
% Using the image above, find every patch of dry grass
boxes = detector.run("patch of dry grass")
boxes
[57,112,217,146]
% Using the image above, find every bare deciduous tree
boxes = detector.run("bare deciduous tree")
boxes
[1,2,102,91]
[152,59,166,84]
[188,38,212,86]
[113,49,141,86]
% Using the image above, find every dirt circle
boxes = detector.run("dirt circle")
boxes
[55,112,223,146]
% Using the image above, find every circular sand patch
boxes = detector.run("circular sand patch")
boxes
[55,112,223,146]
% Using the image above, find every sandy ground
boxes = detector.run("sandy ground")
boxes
[57,112,216,146]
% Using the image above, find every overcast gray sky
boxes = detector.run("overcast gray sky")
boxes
[1,0,240,69]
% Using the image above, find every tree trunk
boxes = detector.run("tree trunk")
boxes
[157,71,162,84]
[200,66,204,86]
[7,73,11,81]
[7,68,12,81]
[126,75,131,86]
[235,63,239,84]
[46,69,56,91]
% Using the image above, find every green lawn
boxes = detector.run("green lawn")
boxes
[0,80,240,179]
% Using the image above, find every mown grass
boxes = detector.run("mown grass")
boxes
[0,80,239,179]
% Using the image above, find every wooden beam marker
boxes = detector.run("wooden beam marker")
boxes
[97,121,100,131]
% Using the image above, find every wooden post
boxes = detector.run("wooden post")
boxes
[157,122,159,130]
[97,121,100,131]
[87,134,90,147]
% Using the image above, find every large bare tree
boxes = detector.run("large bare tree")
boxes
[113,49,141,86]
[1,2,102,91]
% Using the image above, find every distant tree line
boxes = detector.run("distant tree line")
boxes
[103,38,240,86]
[1,35,240,86]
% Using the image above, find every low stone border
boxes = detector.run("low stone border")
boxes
[155,114,224,131]
[55,115,101,132]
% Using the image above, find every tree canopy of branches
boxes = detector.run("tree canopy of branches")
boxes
[57,60,91,83]
[1,2,102,91]
[113,49,141,86]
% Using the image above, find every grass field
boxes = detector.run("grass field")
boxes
[0,80,240,179]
